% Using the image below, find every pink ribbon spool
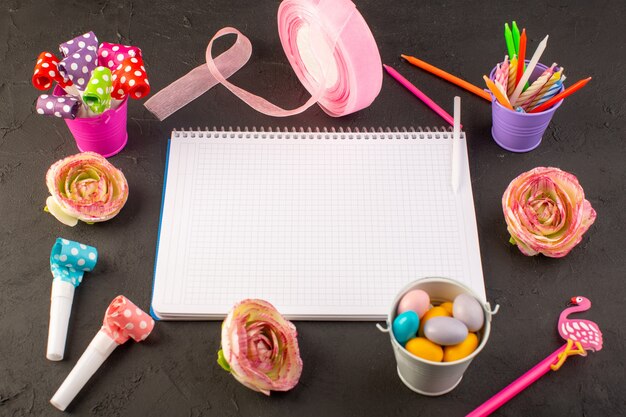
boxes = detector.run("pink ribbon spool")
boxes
[145,0,382,120]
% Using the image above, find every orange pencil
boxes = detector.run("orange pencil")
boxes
[516,29,527,88]
[401,54,492,101]
[529,77,591,113]
[483,76,514,110]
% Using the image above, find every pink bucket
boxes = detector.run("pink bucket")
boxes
[63,95,128,158]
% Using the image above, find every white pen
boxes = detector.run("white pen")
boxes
[451,96,461,194]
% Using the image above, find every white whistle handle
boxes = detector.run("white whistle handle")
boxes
[47,279,76,361]
[50,330,118,411]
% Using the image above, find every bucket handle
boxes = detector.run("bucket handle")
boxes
[485,302,500,321]
[376,323,390,333]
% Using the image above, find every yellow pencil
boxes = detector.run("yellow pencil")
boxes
[483,75,514,110]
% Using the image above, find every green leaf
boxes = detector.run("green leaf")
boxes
[217,349,231,372]
[509,236,517,245]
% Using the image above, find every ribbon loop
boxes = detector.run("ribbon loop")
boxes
[205,27,323,117]
[144,0,382,121]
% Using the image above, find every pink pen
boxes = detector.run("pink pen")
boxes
[467,296,603,416]
[383,64,461,129]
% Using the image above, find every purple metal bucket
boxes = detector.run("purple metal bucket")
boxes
[488,62,564,152]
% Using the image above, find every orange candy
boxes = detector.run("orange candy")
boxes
[405,337,444,362]
[443,333,479,362]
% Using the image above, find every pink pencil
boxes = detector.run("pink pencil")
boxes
[383,64,460,128]
[467,296,603,417]
[466,345,567,417]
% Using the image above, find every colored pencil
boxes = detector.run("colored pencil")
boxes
[528,77,591,113]
[509,35,549,105]
[384,64,460,128]
[483,75,513,110]
[516,29,527,88]
[400,54,491,101]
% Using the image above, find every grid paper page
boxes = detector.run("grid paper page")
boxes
[152,130,485,320]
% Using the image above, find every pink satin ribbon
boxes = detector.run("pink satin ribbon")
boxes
[144,0,382,120]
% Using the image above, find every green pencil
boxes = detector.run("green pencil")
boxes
[512,21,521,55]
[504,23,516,60]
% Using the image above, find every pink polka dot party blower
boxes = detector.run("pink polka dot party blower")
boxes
[32,32,151,157]
[50,296,155,411]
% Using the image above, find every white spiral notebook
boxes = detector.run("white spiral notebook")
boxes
[151,127,485,320]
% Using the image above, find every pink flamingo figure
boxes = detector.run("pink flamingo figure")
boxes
[467,296,603,417]
[551,296,603,370]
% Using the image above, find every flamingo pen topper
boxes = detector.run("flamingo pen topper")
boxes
[551,296,603,370]
[467,296,603,417]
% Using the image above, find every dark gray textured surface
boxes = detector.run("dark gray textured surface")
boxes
[1,0,625,415]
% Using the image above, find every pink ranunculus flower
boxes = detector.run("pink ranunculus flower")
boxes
[217,299,303,395]
[502,167,596,258]
[45,152,129,226]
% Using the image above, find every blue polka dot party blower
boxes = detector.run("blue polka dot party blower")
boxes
[47,238,98,361]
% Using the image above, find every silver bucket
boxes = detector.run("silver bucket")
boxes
[377,277,498,396]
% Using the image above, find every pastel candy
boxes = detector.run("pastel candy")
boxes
[405,337,444,362]
[58,32,98,91]
[423,316,468,346]
[418,306,451,336]
[443,333,479,362]
[111,56,150,99]
[33,52,71,90]
[392,310,419,345]
[439,301,454,316]
[453,293,485,332]
[98,42,142,71]
[83,67,112,113]
[397,289,430,318]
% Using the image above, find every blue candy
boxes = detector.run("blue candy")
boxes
[392,310,420,345]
